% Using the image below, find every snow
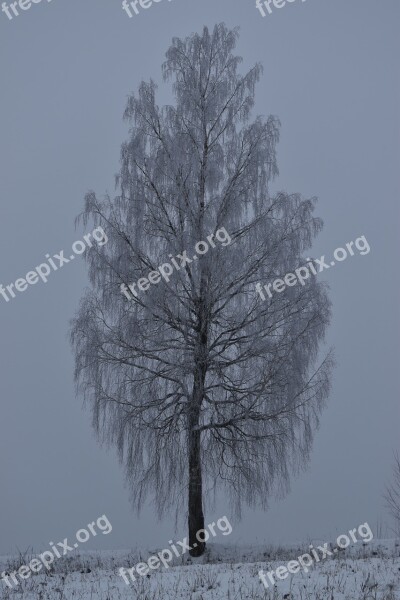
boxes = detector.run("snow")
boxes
[1,539,399,599]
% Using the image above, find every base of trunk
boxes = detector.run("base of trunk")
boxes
[189,540,206,558]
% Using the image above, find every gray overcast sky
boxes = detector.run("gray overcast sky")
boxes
[0,0,399,555]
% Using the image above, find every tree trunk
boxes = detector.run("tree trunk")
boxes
[188,424,205,556]
[188,371,206,557]
[188,231,208,557]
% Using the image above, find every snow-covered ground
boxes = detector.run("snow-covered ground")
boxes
[1,539,399,599]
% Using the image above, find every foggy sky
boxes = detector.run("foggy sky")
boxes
[0,0,399,555]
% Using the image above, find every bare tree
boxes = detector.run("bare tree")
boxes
[71,23,333,556]
[385,453,400,536]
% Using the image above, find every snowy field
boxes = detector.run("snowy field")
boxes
[1,539,399,599]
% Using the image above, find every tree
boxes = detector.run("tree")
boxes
[71,23,333,557]
[385,453,400,536]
